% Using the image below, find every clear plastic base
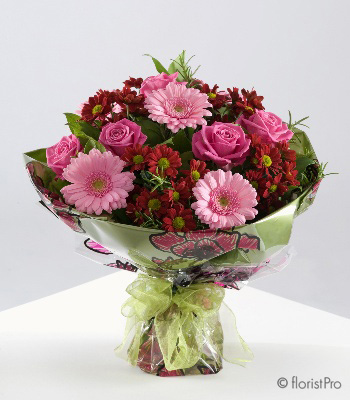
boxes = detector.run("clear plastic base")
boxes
[134,318,223,377]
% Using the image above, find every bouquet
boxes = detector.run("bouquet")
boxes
[24,51,326,377]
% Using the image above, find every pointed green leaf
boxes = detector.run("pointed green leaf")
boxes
[170,50,188,82]
[167,60,177,75]
[135,118,163,146]
[65,113,100,141]
[296,155,315,178]
[144,54,168,74]
[25,148,47,163]
[179,151,194,170]
[64,113,81,135]
[48,178,70,195]
[84,138,106,154]
[79,121,100,141]
[170,130,192,153]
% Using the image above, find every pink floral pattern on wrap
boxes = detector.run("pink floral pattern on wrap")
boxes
[150,230,260,260]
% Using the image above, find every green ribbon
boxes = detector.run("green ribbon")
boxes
[116,274,253,371]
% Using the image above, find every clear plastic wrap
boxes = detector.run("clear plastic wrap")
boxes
[23,129,321,376]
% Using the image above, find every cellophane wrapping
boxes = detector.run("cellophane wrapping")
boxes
[24,130,321,376]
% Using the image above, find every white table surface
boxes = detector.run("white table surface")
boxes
[1,271,349,400]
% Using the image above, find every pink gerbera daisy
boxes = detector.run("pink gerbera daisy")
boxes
[192,170,258,229]
[144,82,212,133]
[61,149,135,215]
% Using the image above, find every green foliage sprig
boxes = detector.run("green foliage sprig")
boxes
[144,50,200,83]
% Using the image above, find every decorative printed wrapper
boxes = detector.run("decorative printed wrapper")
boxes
[24,130,322,376]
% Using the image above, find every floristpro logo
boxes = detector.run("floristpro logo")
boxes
[277,376,342,390]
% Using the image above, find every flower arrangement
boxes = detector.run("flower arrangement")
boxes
[24,51,326,377]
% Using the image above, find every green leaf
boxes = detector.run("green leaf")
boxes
[65,113,84,139]
[79,121,100,141]
[64,113,81,134]
[48,178,70,195]
[170,130,192,153]
[296,155,315,179]
[289,129,316,159]
[135,118,163,146]
[25,148,47,163]
[179,151,194,170]
[84,138,106,154]
[67,123,102,149]
[41,168,56,188]
[65,113,100,141]
[186,127,195,141]
[170,50,187,81]
[144,54,168,74]
[167,60,177,75]
[71,131,91,147]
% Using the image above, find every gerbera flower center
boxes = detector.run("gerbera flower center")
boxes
[269,184,278,193]
[174,105,184,113]
[173,216,185,230]
[191,170,201,181]
[85,171,113,198]
[219,197,229,207]
[158,157,170,170]
[92,179,105,191]
[262,155,272,167]
[209,187,240,215]
[92,104,103,115]
[133,154,144,164]
[148,198,161,211]
[165,98,192,118]
[173,191,180,202]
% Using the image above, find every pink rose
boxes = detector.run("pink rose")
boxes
[237,110,293,143]
[99,118,147,156]
[46,134,82,178]
[140,72,185,97]
[192,122,250,168]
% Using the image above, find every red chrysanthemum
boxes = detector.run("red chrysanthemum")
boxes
[160,179,191,207]
[200,83,229,109]
[123,77,143,89]
[122,144,151,172]
[136,189,167,218]
[114,86,147,115]
[261,173,288,200]
[182,159,209,187]
[245,170,263,201]
[241,89,265,111]
[254,144,282,175]
[276,141,297,162]
[228,87,264,117]
[128,184,142,202]
[162,207,196,232]
[81,90,112,122]
[126,203,144,225]
[282,161,300,186]
[147,144,182,178]
[249,133,263,148]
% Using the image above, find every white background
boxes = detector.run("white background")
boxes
[1,0,349,317]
